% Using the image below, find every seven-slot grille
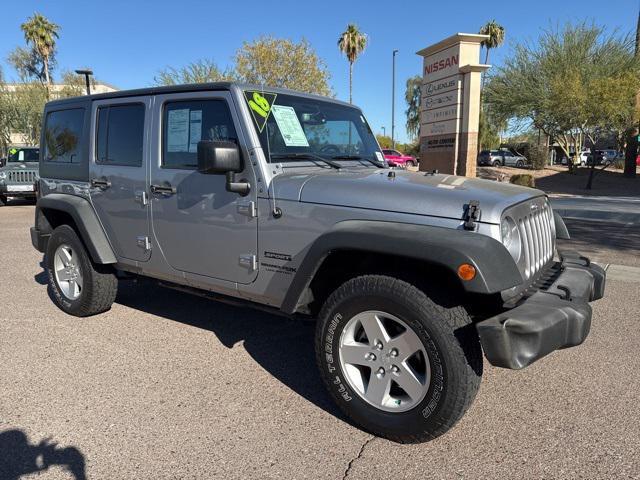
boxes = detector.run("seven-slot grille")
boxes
[517,201,555,279]
[7,170,37,183]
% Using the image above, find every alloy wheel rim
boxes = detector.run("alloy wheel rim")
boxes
[338,310,430,413]
[53,244,83,300]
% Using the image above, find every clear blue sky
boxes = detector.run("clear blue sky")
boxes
[0,0,637,144]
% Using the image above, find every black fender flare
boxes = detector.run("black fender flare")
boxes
[36,194,117,264]
[280,220,523,314]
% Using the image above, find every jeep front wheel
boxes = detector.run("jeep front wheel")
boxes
[45,225,118,317]
[315,275,482,443]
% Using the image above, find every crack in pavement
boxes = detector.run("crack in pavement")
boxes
[343,436,376,479]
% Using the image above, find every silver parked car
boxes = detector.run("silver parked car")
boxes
[31,82,605,443]
[478,149,528,168]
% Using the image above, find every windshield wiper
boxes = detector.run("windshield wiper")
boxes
[330,155,382,167]
[270,153,341,169]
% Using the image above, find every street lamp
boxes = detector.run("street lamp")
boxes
[381,126,386,136]
[391,50,398,149]
[74,69,93,95]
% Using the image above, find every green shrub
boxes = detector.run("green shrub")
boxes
[527,144,548,170]
[510,174,535,188]
[614,159,625,170]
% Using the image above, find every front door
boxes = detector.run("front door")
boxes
[89,98,151,262]
[149,92,258,285]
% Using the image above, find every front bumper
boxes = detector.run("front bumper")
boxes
[0,183,36,197]
[476,251,606,369]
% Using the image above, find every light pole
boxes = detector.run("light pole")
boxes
[74,69,93,95]
[391,49,398,149]
[381,126,386,136]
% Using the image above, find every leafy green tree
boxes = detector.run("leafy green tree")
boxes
[234,37,331,95]
[337,24,368,103]
[478,109,502,150]
[486,22,640,183]
[19,13,60,96]
[155,59,233,86]
[7,46,55,85]
[404,75,421,140]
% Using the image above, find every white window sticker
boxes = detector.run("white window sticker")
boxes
[188,110,202,153]
[167,109,189,152]
[375,151,384,163]
[271,105,309,147]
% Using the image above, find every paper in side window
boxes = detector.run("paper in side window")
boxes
[188,110,202,153]
[167,109,189,152]
[271,105,309,147]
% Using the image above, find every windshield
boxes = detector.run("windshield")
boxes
[243,90,383,165]
[8,148,39,162]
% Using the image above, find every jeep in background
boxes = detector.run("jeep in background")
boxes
[0,146,40,205]
[30,83,605,443]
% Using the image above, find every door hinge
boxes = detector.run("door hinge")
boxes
[239,254,257,271]
[135,190,148,206]
[136,236,151,251]
[237,201,257,218]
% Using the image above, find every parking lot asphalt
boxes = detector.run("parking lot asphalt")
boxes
[1,203,639,479]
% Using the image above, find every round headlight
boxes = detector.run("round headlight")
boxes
[501,216,521,262]
[0,171,6,179]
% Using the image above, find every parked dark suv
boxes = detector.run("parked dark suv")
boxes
[0,146,39,205]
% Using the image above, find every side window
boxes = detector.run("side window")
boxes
[162,99,237,169]
[44,108,85,163]
[96,104,145,166]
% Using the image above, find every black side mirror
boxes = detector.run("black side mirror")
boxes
[197,140,250,195]
[197,140,241,174]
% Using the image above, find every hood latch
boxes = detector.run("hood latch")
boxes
[463,200,481,230]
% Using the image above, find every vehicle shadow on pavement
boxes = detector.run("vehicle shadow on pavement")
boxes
[560,219,640,255]
[0,429,86,480]
[115,279,344,420]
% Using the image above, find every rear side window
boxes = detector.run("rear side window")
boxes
[96,104,145,166]
[162,99,237,169]
[43,108,85,163]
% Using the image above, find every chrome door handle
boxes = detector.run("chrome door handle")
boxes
[91,178,111,189]
[150,183,177,195]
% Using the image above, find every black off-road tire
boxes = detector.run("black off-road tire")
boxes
[45,225,118,317]
[0,194,7,206]
[492,160,502,167]
[516,160,524,168]
[315,275,482,443]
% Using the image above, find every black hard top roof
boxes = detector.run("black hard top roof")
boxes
[45,82,354,109]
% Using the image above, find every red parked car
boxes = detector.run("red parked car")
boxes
[382,149,417,167]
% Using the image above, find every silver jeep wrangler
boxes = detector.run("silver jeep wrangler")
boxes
[30,83,605,443]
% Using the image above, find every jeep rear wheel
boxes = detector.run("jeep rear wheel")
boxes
[0,194,7,206]
[315,275,482,443]
[46,225,118,317]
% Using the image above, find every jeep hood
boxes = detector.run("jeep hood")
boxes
[1,162,38,171]
[272,169,544,224]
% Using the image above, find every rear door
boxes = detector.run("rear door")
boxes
[89,98,151,262]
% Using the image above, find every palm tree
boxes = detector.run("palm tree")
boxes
[337,24,368,104]
[21,13,60,96]
[404,76,421,140]
[479,20,505,66]
[635,8,639,57]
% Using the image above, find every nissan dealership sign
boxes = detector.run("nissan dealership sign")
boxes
[417,33,489,177]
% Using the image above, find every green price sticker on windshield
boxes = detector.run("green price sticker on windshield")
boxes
[244,90,277,132]
[9,148,17,155]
